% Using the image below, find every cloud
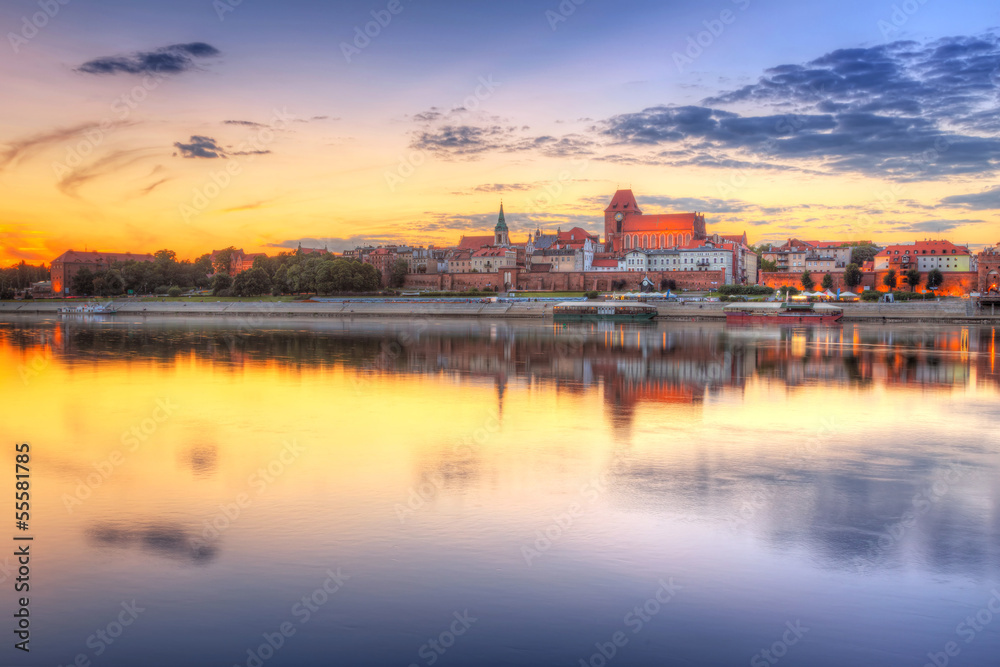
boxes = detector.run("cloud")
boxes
[890,219,985,233]
[939,185,1000,210]
[174,136,225,159]
[58,148,156,196]
[0,122,103,170]
[77,42,220,76]
[137,177,170,196]
[595,34,1000,179]
[465,183,536,193]
[223,120,264,127]
[218,199,275,214]
[409,124,534,158]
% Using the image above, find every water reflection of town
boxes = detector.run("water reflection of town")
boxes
[5,319,997,396]
[5,318,999,577]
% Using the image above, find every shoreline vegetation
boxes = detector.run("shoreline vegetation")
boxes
[1,298,996,323]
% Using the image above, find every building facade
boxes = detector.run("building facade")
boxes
[603,189,706,253]
[51,250,156,295]
[874,240,972,272]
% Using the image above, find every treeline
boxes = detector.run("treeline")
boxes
[69,247,384,297]
[718,285,774,295]
[0,261,49,298]
[71,250,214,296]
[212,251,382,297]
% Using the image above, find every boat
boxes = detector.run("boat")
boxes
[723,301,842,325]
[58,301,117,315]
[553,301,657,321]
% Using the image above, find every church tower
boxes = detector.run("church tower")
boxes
[494,202,510,247]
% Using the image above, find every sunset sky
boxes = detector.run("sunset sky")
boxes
[1,0,998,264]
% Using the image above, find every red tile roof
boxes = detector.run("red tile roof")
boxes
[622,213,699,233]
[591,258,619,267]
[875,240,970,257]
[605,189,641,213]
[53,250,155,264]
[556,227,599,242]
[457,235,495,251]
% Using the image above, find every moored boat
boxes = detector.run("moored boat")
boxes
[553,301,657,321]
[724,301,842,325]
[58,301,117,315]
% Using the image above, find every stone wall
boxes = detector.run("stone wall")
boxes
[758,270,978,295]
[402,269,726,292]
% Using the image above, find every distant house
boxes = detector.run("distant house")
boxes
[209,248,268,276]
[50,250,155,295]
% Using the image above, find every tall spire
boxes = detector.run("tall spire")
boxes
[494,201,509,247]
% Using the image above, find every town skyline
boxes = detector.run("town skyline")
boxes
[2,1,998,265]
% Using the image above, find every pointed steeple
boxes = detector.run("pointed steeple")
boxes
[495,201,508,231]
[494,201,509,247]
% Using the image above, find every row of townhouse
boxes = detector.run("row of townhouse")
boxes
[622,245,736,284]
[762,239,853,272]
[873,240,973,272]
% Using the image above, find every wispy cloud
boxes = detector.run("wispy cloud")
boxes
[58,148,156,196]
[0,122,102,170]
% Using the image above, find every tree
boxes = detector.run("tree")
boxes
[800,270,814,291]
[232,268,271,296]
[926,268,944,291]
[71,268,95,296]
[758,258,778,272]
[883,269,897,290]
[843,263,862,289]
[212,247,237,275]
[850,243,881,266]
[390,259,408,288]
[904,267,921,292]
[821,273,834,290]
[211,273,232,295]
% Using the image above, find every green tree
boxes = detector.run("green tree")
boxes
[211,273,232,295]
[821,273,834,290]
[212,247,237,275]
[800,270,814,291]
[70,268,95,296]
[883,269,897,290]
[904,267,921,292]
[758,258,778,272]
[167,286,182,297]
[232,268,271,296]
[850,243,882,266]
[926,268,944,292]
[390,259,408,288]
[843,263,862,289]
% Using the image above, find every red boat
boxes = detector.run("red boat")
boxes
[724,301,843,325]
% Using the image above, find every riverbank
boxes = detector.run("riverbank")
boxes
[2,299,998,323]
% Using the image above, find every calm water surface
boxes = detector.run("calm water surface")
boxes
[1,316,998,666]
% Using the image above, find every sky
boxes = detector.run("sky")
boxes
[0,0,998,263]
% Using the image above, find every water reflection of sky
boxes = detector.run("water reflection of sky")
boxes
[0,317,997,666]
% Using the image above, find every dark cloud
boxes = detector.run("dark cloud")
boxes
[939,185,1000,210]
[223,120,264,127]
[597,34,1000,179]
[409,124,540,158]
[174,135,225,159]
[77,42,220,76]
